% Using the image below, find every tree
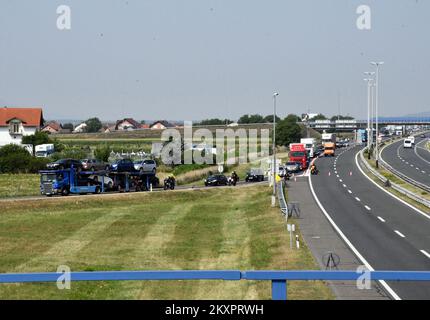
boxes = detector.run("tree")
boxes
[238,114,264,124]
[22,131,52,156]
[330,115,354,121]
[140,120,146,125]
[275,118,302,146]
[94,145,111,162]
[312,114,327,121]
[284,114,301,123]
[264,115,281,123]
[85,117,102,133]
[197,118,233,126]
[62,123,74,131]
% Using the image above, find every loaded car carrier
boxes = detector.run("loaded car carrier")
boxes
[40,167,159,197]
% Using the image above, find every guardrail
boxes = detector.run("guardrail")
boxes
[277,181,288,218]
[2,270,430,300]
[359,149,430,208]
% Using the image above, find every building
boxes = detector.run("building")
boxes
[115,118,142,131]
[0,107,44,147]
[73,122,87,133]
[150,120,175,130]
[41,121,62,134]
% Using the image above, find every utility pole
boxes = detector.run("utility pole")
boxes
[272,92,279,207]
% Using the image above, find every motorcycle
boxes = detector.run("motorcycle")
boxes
[227,175,238,186]
[164,177,176,190]
[310,166,319,175]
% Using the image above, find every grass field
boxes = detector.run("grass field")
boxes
[0,185,332,300]
[0,174,40,198]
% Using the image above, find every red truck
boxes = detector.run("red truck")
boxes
[289,143,308,170]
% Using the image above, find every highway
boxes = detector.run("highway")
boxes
[311,145,430,299]
[381,136,430,187]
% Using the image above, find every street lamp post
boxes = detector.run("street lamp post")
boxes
[272,92,279,207]
[364,71,375,155]
[364,78,373,154]
[371,62,384,168]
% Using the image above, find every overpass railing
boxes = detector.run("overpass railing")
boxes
[1,270,430,300]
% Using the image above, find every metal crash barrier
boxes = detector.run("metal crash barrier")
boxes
[1,270,430,300]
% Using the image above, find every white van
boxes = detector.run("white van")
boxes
[404,139,413,148]
[408,136,415,145]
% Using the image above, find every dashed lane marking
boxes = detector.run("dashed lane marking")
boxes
[394,230,406,238]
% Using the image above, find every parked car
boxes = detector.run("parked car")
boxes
[88,175,114,190]
[81,159,110,171]
[110,159,136,172]
[204,174,228,186]
[134,159,157,173]
[286,161,301,173]
[46,159,83,170]
[245,168,265,182]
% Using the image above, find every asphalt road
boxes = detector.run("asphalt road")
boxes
[311,145,430,299]
[381,136,430,187]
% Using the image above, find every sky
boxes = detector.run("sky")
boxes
[0,0,429,121]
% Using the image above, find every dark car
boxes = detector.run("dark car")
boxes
[46,159,83,170]
[245,168,265,182]
[204,174,228,187]
[110,159,136,172]
[421,134,426,139]
[81,159,110,171]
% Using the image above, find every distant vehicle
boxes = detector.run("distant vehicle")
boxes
[35,144,55,158]
[321,133,337,145]
[315,146,325,157]
[163,176,176,190]
[404,139,413,149]
[134,159,157,173]
[408,136,415,145]
[289,143,308,169]
[421,134,426,139]
[81,159,109,171]
[205,174,228,186]
[324,142,336,157]
[286,161,301,173]
[46,159,83,170]
[110,159,136,172]
[278,166,286,177]
[245,168,265,182]
[300,138,316,158]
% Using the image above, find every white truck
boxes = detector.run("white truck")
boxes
[300,138,316,158]
[35,144,55,158]
[321,133,336,145]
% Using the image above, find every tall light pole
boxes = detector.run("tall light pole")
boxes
[364,71,375,153]
[364,78,373,152]
[272,92,279,207]
[371,62,384,168]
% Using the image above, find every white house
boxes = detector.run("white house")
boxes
[0,107,44,147]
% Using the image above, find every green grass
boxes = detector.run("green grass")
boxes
[0,174,40,198]
[0,185,333,300]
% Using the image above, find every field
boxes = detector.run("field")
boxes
[0,185,332,300]
[0,174,40,198]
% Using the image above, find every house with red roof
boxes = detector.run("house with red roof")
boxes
[0,107,44,147]
[41,121,62,134]
[115,118,143,131]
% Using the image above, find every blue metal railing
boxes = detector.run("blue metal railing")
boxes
[2,270,430,300]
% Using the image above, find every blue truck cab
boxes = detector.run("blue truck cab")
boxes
[40,168,104,196]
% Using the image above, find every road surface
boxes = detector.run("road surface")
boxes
[311,145,430,299]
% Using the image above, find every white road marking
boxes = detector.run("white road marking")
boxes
[377,216,385,222]
[348,190,352,194]
[420,250,430,259]
[339,179,343,182]
[309,165,401,301]
[355,197,361,202]
[364,205,371,211]
[422,171,426,174]
[343,184,347,188]
[394,230,406,238]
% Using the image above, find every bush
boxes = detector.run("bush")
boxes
[94,145,111,162]
[0,144,50,173]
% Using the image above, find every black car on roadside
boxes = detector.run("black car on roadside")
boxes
[46,159,83,170]
[204,174,228,187]
[245,169,265,182]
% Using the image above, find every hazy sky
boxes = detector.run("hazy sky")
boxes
[1,0,429,121]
